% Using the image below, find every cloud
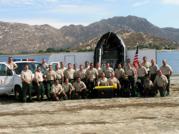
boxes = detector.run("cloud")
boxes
[0,0,33,5]
[46,0,58,2]
[0,0,61,6]
[49,4,109,15]
[103,0,118,2]
[132,0,150,7]
[161,0,179,5]
[1,18,89,28]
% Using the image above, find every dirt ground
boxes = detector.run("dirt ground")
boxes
[0,77,179,134]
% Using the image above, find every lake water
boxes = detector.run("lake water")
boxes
[157,50,179,75]
[0,50,179,75]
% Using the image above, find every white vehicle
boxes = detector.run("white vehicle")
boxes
[0,61,45,97]
[0,62,15,95]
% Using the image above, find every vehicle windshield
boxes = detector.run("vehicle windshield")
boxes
[15,62,46,75]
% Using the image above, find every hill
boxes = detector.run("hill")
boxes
[0,16,179,53]
[77,30,178,51]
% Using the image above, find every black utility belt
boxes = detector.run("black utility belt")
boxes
[47,80,54,82]
[164,74,170,76]
[22,82,31,85]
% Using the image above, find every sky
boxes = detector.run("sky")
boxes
[0,0,179,28]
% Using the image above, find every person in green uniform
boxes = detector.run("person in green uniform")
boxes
[73,77,88,99]
[62,78,75,99]
[34,66,45,101]
[160,59,173,95]
[64,63,75,83]
[55,64,64,84]
[51,79,67,101]
[154,70,168,97]
[45,65,56,100]
[21,64,33,102]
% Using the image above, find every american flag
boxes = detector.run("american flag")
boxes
[133,45,139,69]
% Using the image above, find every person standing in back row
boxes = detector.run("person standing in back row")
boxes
[142,56,151,72]
[41,58,48,71]
[104,63,114,79]
[95,62,103,78]
[137,63,148,96]
[60,62,67,73]
[149,59,159,82]
[55,64,64,84]
[46,65,56,100]
[85,63,98,97]
[84,61,90,72]
[75,65,86,82]
[21,64,33,102]
[34,66,44,101]
[137,63,148,84]
[115,64,125,88]
[64,63,75,83]
[125,62,135,96]
[160,59,173,95]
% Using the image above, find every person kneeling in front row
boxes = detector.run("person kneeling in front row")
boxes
[73,77,88,99]
[154,70,168,97]
[51,80,67,101]
[108,72,121,97]
[62,78,75,99]
[143,75,156,97]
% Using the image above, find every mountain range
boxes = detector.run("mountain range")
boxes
[0,15,179,53]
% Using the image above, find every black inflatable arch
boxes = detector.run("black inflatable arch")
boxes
[94,32,126,68]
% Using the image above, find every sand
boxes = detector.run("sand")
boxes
[0,76,178,134]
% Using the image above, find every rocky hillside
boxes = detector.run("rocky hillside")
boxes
[0,16,179,53]
[77,30,178,51]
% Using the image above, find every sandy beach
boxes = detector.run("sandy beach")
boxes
[0,76,178,134]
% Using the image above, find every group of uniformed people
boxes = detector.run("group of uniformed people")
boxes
[123,56,172,97]
[7,56,173,102]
